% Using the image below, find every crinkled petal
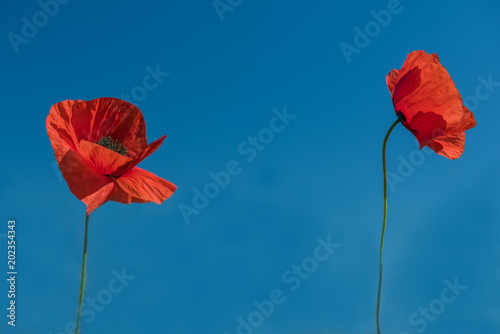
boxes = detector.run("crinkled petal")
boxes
[426,132,466,160]
[386,69,399,97]
[47,100,80,162]
[78,140,132,176]
[58,149,115,214]
[106,180,149,204]
[114,135,167,176]
[392,66,421,107]
[390,51,473,132]
[455,105,476,132]
[83,183,116,215]
[403,111,447,148]
[70,98,148,156]
[115,167,176,204]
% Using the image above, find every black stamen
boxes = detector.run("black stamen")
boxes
[96,136,128,156]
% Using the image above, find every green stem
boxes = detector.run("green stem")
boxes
[75,214,90,334]
[376,119,401,334]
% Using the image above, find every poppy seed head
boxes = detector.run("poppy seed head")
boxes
[96,136,128,156]
[396,111,406,122]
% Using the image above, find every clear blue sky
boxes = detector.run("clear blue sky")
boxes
[1,0,499,333]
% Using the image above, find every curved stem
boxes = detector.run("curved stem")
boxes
[376,119,400,334]
[75,214,90,334]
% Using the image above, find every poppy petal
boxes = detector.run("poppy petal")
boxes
[392,66,421,108]
[426,132,466,160]
[78,140,131,176]
[114,135,167,176]
[454,105,476,132]
[58,148,114,214]
[404,111,447,148]
[386,69,399,97]
[115,167,177,204]
[390,51,470,132]
[106,180,149,204]
[83,183,116,215]
[70,98,148,156]
[47,100,80,162]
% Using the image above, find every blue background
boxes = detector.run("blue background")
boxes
[1,0,499,333]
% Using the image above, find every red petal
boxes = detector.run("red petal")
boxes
[392,66,421,107]
[454,105,476,132]
[403,111,446,148]
[386,69,399,97]
[78,140,131,176]
[69,98,148,156]
[47,100,80,162]
[114,135,167,176]
[426,132,466,160]
[390,51,474,133]
[115,167,177,204]
[58,148,115,214]
[83,183,116,215]
[106,181,149,204]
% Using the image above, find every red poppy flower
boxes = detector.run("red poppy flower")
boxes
[47,97,177,215]
[386,50,476,159]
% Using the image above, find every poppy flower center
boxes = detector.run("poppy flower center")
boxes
[96,136,128,156]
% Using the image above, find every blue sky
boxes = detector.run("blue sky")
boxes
[1,0,500,333]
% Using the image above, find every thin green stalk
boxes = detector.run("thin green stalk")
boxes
[376,119,401,334]
[75,214,90,334]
